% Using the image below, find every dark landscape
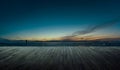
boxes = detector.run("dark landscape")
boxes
[1,38,120,46]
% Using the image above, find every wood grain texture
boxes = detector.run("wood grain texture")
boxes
[0,46,120,70]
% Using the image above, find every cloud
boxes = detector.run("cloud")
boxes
[62,17,120,40]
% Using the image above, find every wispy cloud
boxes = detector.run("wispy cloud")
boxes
[62,17,120,40]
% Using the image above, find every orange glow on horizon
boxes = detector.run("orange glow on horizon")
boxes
[6,35,120,41]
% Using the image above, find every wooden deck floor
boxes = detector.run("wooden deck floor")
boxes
[0,46,120,70]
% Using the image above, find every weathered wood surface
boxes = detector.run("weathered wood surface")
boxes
[0,46,120,70]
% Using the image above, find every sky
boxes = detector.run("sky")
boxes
[0,0,120,40]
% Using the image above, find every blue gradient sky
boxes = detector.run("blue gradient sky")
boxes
[0,0,120,40]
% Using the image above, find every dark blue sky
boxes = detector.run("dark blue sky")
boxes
[0,0,120,40]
